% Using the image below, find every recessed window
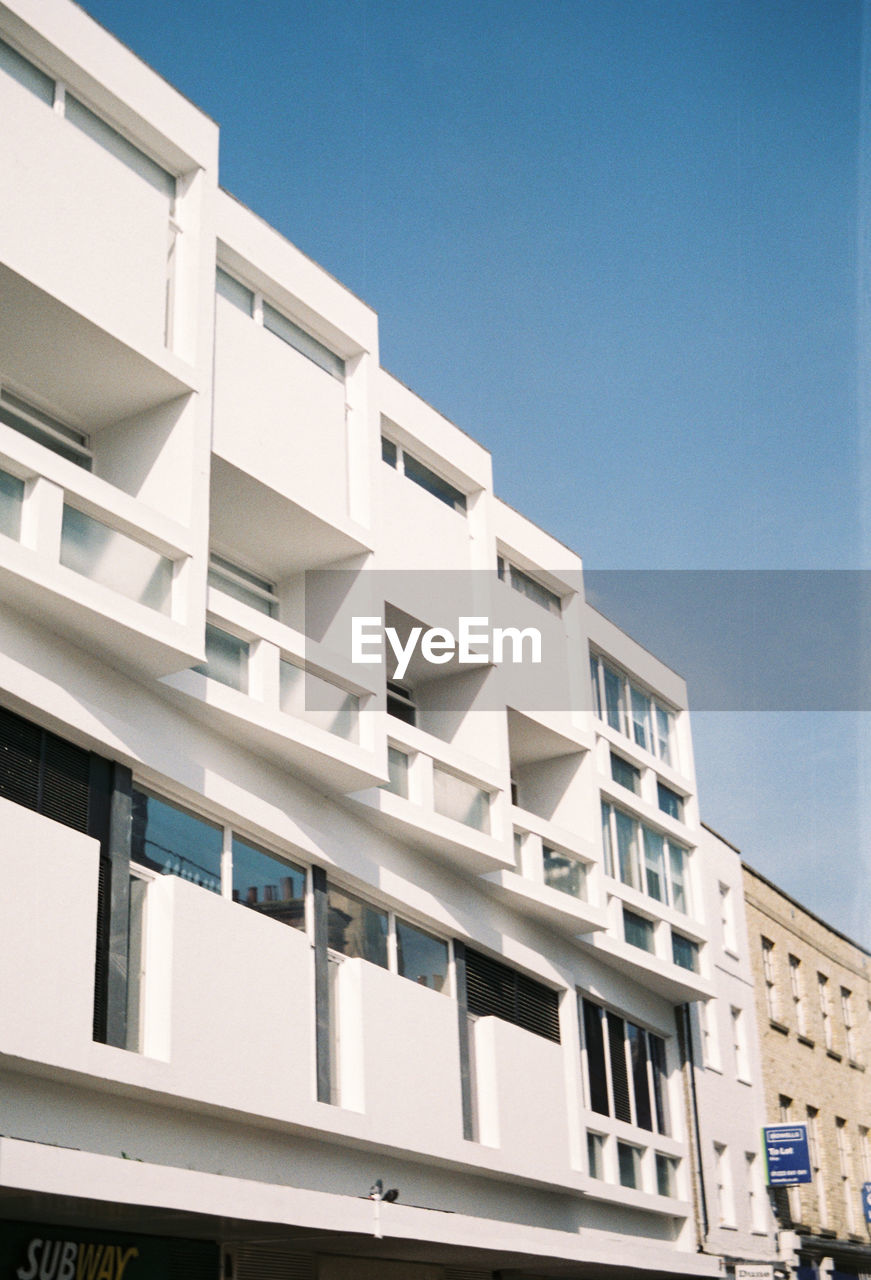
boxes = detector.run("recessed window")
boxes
[761,938,778,1019]
[587,1131,606,1180]
[0,468,24,541]
[624,908,655,954]
[65,93,174,200]
[590,653,676,766]
[433,765,490,833]
[611,752,641,795]
[0,37,54,104]
[327,887,389,968]
[657,781,684,821]
[385,745,409,797]
[542,845,586,899]
[208,553,277,618]
[263,301,345,380]
[231,836,306,930]
[381,434,467,513]
[396,917,449,992]
[497,555,561,615]
[618,1142,642,1189]
[280,659,359,742]
[60,507,173,614]
[216,267,254,316]
[386,679,417,726]
[789,954,806,1034]
[194,624,249,692]
[672,932,700,973]
[0,389,91,468]
[602,801,690,913]
[581,998,670,1136]
[656,1153,679,1198]
[466,947,560,1043]
[131,789,223,895]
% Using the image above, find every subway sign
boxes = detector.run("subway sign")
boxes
[0,1224,217,1280]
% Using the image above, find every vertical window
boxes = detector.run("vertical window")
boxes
[818,973,833,1050]
[611,752,641,794]
[231,837,306,929]
[731,1006,749,1080]
[587,1131,605,1180]
[194,624,249,691]
[542,845,586,899]
[836,1117,855,1232]
[125,873,149,1053]
[580,999,670,1135]
[807,1105,826,1227]
[385,745,409,798]
[327,887,389,968]
[859,1126,871,1183]
[656,1153,679,1198]
[624,908,655,954]
[840,987,856,1060]
[600,802,690,911]
[618,1142,642,1189]
[700,1000,721,1070]
[590,655,676,766]
[0,468,24,541]
[719,883,736,953]
[657,781,684,820]
[746,1152,765,1230]
[131,790,223,894]
[761,938,778,1020]
[714,1143,735,1225]
[672,932,700,973]
[395,917,449,992]
[386,680,417,726]
[789,955,806,1034]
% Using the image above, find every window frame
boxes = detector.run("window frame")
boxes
[381,433,468,513]
[590,652,678,767]
[579,995,671,1138]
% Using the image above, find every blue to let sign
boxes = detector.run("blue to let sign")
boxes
[862,1182,871,1224]
[763,1124,812,1186]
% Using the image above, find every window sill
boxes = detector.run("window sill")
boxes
[736,1075,753,1087]
[769,1019,789,1035]
[818,1227,837,1239]
[723,946,741,961]
[848,1058,866,1072]
[718,1222,738,1232]
[796,1034,815,1048]
[825,1048,842,1062]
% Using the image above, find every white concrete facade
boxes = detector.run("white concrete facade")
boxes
[0,4,772,1278]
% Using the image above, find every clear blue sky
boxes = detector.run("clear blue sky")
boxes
[76,0,869,942]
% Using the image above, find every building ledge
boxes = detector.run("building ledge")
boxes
[769,1019,789,1035]
[797,1034,815,1048]
[825,1048,842,1062]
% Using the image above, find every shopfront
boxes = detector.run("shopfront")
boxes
[0,1222,218,1280]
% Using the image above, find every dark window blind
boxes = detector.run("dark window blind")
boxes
[465,947,560,1043]
[0,704,89,831]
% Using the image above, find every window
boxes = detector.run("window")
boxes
[601,801,690,912]
[216,267,254,316]
[433,765,490,833]
[860,1126,871,1182]
[672,932,700,973]
[231,836,306,930]
[714,1143,735,1225]
[194,624,249,691]
[818,973,833,1049]
[624,908,655,954]
[497,555,561,615]
[65,94,174,199]
[208,553,277,618]
[611,752,641,794]
[0,468,24,541]
[807,1105,826,1227]
[60,507,173,614]
[746,1151,766,1230]
[0,36,54,104]
[731,1006,749,1080]
[587,1131,606,1180]
[761,938,778,1020]
[384,745,409,797]
[542,845,586,899]
[618,1142,643,1189]
[657,781,684,821]
[590,653,676,766]
[719,883,737,953]
[580,998,670,1135]
[836,1117,855,1231]
[131,789,223,894]
[263,301,345,380]
[327,887,388,967]
[381,434,467,513]
[465,948,560,1043]
[840,987,856,1060]
[125,871,149,1053]
[700,999,721,1070]
[0,389,91,468]
[789,955,806,1035]
[395,917,449,992]
[656,1153,679,1198]
[386,679,416,726]
[280,660,359,742]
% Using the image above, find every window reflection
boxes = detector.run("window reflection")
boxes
[396,917,449,992]
[327,888,388,968]
[232,836,306,930]
[131,789,222,893]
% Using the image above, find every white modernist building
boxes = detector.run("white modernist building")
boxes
[0,3,777,1277]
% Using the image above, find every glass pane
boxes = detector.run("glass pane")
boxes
[587,1132,605,1179]
[279,659,359,741]
[0,37,54,103]
[656,1154,677,1197]
[601,803,614,878]
[624,909,654,953]
[642,827,666,902]
[0,399,90,467]
[630,686,651,750]
[402,451,467,512]
[381,436,398,467]
[396,917,448,992]
[655,705,673,765]
[589,655,602,717]
[60,506,173,613]
[125,876,147,1053]
[208,554,276,616]
[618,1142,641,1189]
[194,624,248,691]
[131,789,222,894]
[649,1033,670,1135]
[608,1010,632,1123]
[327,887,388,968]
[263,301,344,379]
[385,745,409,797]
[232,836,306,930]
[611,752,640,794]
[628,1022,652,1130]
[0,468,24,540]
[65,94,175,199]
[507,563,560,614]
[603,664,623,731]
[672,932,699,972]
[615,809,640,889]
[582,999,610,1116]
[543,846,585,899]
[657,782,683,820]
[216,268,254,316]
[668,842,688,913]
[433,765,490,833]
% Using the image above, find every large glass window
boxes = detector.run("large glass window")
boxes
[396,917,449,992]
[590,654,676,766]
[602,801,690,913]
[60,507,173,613]
[232,836,306,930]
[580,997,670,1136]
[131,790,222,894]
[327,887,389,968]
[433,765,490,833]
[542,845,586,899]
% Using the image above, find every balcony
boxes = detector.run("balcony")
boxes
[160,584,385,793]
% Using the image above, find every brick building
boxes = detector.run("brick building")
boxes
[742,863,871,1280]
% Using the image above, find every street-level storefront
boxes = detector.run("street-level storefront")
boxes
[0,1222,218,1280]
